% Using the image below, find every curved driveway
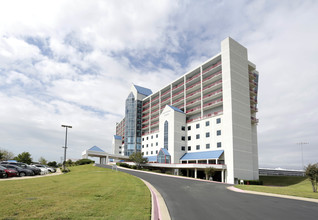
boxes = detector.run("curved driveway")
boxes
[97,165,318,220]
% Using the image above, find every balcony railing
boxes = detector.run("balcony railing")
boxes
[186,73,200,83]
[251,117,259,124]
[143,101,150,107]
[250,106,258,112]
[142,107,150,112]
[172,96,184,105]
[186,90,201,99]
[151,102,159,109]
[161,90,170,97]
[203,89,222,99]
[186,81,201,91]
[186,97,201,107]
[203,80,222,91]
[186,105,201,113]
[203,98,223,108]
[202,61,221,74]
[161,96,171,103]
[202,71,222,83]
[172,82,184,91]
[186,110,223,123]
[150,121,159,127]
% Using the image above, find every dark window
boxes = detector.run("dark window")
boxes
[142,152,144,155]
[181,126,185,131]
[217,142,222,148]
[119,151,121,154]
[206,121,210,126]
[196,123,200,129]
[156,142,158,146]
[151,135,153,139]
[196,145,200,150]
[196,134,200,139]
[188,126,191,130]
[188,136,191,141]
[119,146,122,149]
[151,143,153,147]
[181,136,185,141]
[217,130,221,136]
[146,144,148,148]
[156,134,158,138]
[216,118,221,124]
[142,138,144,141]
[147,137,149,140]
[151,151,153,154]
[206,132,210,138]
[164,120,168,150]
[188,146,191,151]
[146,151,148,155]
[206,143,210,149]
[142,145,144,148]
[181,146,185,151]
[156,150,158,154]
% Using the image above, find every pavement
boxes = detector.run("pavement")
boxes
[97,164,318,220]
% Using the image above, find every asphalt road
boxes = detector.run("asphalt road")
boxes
[97,165,318,220]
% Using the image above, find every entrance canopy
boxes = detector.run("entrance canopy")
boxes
[82,146,128,164]
[180,150,224,161]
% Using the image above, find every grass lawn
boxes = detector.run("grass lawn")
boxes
[235,176,318,200]
[0,165,151,219]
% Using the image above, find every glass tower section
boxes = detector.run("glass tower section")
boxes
[164,120,168,150]
[124,92,142,156]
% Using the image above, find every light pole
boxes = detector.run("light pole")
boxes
[297,142,309,170]
[62,125,72,170]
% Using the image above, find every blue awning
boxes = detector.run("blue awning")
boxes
[180,150,223,160]
[88,146,105,152]
[167,105,184,114]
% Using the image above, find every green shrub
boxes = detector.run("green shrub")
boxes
[75,159,94,165]
[131,165,137,169]
[242,180,263,185]
[116,162,131,168]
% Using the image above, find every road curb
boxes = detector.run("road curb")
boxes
[227,186,318,204]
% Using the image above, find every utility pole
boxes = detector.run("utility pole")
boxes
[297,142,309,170]
[62,125,72,170]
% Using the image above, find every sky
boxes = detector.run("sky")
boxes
[0,0,317,169]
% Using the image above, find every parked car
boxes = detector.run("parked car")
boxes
[0,165,19,178]
[10,162,42,175]
[30,165,49,175]
[33,164,55,173]
[1,164,34,177]
[0,167,5,178]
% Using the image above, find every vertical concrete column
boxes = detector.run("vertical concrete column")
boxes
[106,155,109,164]
[194,168,197,178]
[187,169,189,177]
[221,170,224,183]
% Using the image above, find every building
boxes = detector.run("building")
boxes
[112,37,259,184]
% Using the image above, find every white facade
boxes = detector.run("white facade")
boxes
[112,37,259,184]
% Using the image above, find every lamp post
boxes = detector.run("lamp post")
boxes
[61,125,72,170]
[297,142,309,170]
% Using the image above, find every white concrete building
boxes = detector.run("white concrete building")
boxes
[112,37,259,184]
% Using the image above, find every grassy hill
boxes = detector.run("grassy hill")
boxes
[0,165,151,219]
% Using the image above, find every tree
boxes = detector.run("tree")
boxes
[14,152,32,164]
[205,167,216,180]
[47,161,57,167]
[305,163,318,193]
[0,149,15,161]
[38,157,47,165]
[129,152,148,169]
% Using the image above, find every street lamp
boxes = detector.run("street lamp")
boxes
[61,125,72,170]
[297,142,309,170]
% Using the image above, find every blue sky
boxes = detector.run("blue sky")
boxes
[0,0,317,169]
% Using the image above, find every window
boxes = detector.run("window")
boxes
[156,142,158,146]
[151,151,153,154]
[206,132,210,138]
[181,146,185,151]
[142,152,144,155]
[181,136,185,141]
[146,144,148,147]
[196,123,200,129]
[188,136,191,141]
[156,150,158,154]
[206,143,210,149]
[147,137,149,140]
[196,134,200,139]
[206,121,210,126]
[151,143,153,147]
[216,118,221,124]
[119,151,122,154]
[217,142,222,148]
[164,120,168,150]
[196,145,200,150]
[151,135,153,139]
[146,151,148,155]
[156,134,158,138]
[142,145,144,148]
[188,126,191,130]
[181,126,185,131]
[119,146,122,149]
[217,130,221,136]
[188,146,191,151]
[142,138,144,141]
